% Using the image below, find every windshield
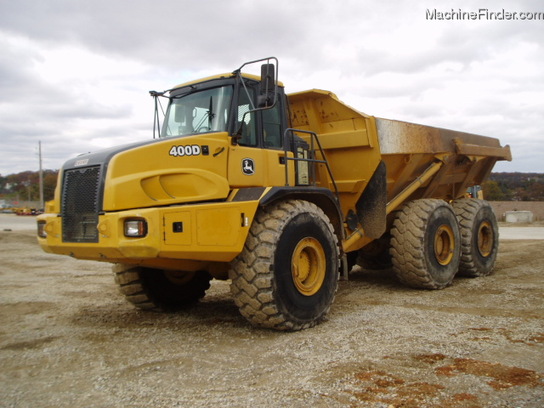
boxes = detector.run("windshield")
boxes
[161,86,233,137]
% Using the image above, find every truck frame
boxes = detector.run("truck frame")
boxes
[37,57,511,330]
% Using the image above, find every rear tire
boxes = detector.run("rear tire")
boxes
[229,200,339,331]
[113,265,211,312]
[452,198,499,277]
[390,199,460,289]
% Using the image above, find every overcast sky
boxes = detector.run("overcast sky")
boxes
[0,0,542,175]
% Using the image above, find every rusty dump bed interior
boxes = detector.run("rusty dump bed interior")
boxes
[376,118,512,202]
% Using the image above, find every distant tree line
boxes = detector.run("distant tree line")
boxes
[1,170,543,204]
[0,170,59,204]
[483,173,544,201]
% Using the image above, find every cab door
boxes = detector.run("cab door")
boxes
[228,91,292,187]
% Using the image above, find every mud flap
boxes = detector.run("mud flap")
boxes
[356,161,387,239]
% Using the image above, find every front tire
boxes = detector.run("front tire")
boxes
[113,265,212,312]
[452,198,499,277]
[229,200,339,331]
[390,199,460,289]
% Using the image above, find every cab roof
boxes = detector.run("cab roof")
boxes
[171,72,284,91]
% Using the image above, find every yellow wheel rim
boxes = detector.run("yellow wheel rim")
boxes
[291,237,326,296]
[434,224,455,266]
[477,221,493,257]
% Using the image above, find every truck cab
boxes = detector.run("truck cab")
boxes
[155,59,298,188]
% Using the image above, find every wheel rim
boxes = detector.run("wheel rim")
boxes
[291,237,326,296]
[434,224,455,266]
[477,221,493,257]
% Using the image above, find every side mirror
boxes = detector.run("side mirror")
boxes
[260,63,275,94]
[258,63,276,108]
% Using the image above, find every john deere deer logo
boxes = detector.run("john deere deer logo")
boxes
[242,158,255,175]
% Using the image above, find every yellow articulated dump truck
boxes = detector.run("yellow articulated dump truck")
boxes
[37,57,511,331]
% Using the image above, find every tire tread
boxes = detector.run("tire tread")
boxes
[452,198,498,277]
[390,199,459,289]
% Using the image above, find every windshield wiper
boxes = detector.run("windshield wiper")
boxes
[194,96,215,132]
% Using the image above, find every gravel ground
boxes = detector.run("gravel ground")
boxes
[0,214,543,407]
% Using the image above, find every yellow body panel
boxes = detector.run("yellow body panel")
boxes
[103,133,230,211]
[287,89,382,218]
[228,144,295,187]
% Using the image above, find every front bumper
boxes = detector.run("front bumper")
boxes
[37,200,259,266]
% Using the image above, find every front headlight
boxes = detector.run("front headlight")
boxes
[37,220,47,238]
[124,218,148,238]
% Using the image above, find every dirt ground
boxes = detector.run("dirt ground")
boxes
[1,217,543,407]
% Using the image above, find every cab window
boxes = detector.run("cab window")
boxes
[237,88,257,146]
[235,85,284,149]
[262,101,283,149]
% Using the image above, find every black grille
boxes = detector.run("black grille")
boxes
[61,166,101,243]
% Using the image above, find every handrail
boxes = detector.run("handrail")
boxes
[282,128,339,200]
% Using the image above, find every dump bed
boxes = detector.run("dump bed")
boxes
[288,89,512,214]
[376,118,512,203]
